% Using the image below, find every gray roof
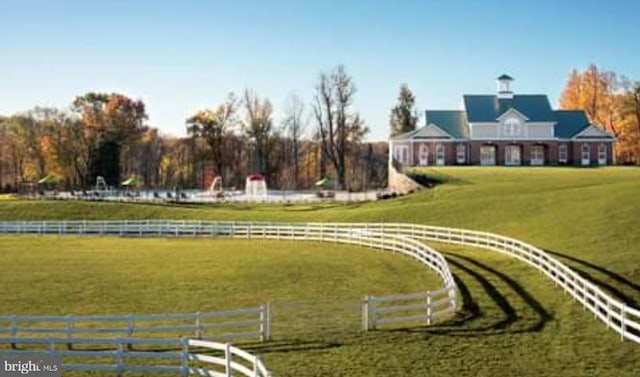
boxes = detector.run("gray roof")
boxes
[464,95,556,123]
[553,110,614,139]
[497,74,514,81]
[425,110,469,138]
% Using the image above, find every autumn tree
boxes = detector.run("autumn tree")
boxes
[73,92,147,187]
[389,84,418,136]
[559,65,640,163]
[313,65,368,190]
[186,93,238,183]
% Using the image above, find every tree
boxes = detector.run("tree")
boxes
[559,65,640,164]
[186,93,238,183]
[73,92,147,187]
[389,84,418,136]
[313,65,368,190]
[242,90,273,174]
[282,94,306,189]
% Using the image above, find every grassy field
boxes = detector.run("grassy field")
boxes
[1,167,639,376]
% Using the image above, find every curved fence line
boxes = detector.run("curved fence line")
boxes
[0,220,635,344]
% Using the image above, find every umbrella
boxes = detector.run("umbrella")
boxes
[315,177,330,187]
[37,175,59,185]
[121,177,140,186]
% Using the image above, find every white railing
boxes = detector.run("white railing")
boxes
[1,337,271,377]
[0,306,270,349]
[369,223,640,344]
[0,220,636,344]
[364,287,456,330]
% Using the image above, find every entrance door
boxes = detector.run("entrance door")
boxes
[581,144,591,166]
[530,145,545,166]
[505,145,521,166]
[480,146,496,166]
[418,144,429,166]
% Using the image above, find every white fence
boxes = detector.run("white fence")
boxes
[0,306,270,349]
[364,287,456,330]
[1,337,271,377]
[1,220,635,345]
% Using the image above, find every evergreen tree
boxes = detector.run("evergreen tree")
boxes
[389,84,418,137]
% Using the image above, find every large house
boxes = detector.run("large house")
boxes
[390,75,616,166]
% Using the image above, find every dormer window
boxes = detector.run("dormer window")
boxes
[503,117,522,137]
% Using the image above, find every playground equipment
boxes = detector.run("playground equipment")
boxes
[245,174,267,200]
[95,176,108,191]
[209,176,224,198]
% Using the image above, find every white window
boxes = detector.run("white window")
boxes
[598,144,607,165]
[581,144,591,166]
[435,144,445,166]
[418,144,429,166]
[480,145,496,166]
[531,145,545,166]
[394,145,409,164]
[456,144,466,164]
[505,145,521,166]
[559,144,568,163]
[503,118,522,137]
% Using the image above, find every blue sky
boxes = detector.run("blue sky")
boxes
[1,0,639,141]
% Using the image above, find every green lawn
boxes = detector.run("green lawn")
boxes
[1,167,639,376]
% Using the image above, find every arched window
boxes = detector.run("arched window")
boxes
[436,144,445,166]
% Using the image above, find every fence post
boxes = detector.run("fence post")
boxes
[264,302,272,341]
[362,296,369,331]
[426,292,432,325]
[181,337,189,377]
[362,296,376,331]
[225,343,232,377]
[65,315,74,350]
[195,312,203,339]
[126,314,134,350]
[115,337,124,377]
[253,356,260,377]
[9,315,17,349]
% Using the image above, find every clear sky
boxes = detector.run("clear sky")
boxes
[1,0,639,141]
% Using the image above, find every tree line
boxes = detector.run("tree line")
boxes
[0,65,388,193]
[560,64,640,164]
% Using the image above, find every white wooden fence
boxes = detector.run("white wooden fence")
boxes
[1,337,271,377]
[1,219,636,345]
[363,287,456,330]
[0,221,460,333]
[0,306,271,349]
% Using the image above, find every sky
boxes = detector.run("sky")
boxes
[1,0,639,141]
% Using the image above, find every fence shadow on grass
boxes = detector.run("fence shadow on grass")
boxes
[391,252,552,338]
[544,248,640,307]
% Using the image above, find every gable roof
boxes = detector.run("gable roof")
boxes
[553,110,615,140]
[425,110,469,139]
[464,95,556,123]
[553,110,591,138]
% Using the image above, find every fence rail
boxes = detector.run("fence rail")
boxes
[1,337,271,377]
[1,219,635,350]
[0,306,270,349]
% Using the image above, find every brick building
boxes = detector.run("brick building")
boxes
[390,75,616,166]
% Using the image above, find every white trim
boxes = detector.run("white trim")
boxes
[573,125,613,139]
[423,123,455,139]
[558,144,568,163]
[505,145,521,166]
[496,107,530,122]
[530,145,545,166]
[435,144,445,166]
